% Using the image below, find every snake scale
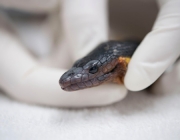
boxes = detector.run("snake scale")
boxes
[59,41,139,91]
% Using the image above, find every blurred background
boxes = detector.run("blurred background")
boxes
[0,0,180,139]
[0,0,158,58]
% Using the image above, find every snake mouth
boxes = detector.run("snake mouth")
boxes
[60,66,117,91]
[59,40,138,92]
[61,75,112,91]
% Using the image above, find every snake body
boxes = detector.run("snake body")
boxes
[59,41,139,91]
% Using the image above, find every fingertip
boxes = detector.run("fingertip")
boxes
[124,63,153,91]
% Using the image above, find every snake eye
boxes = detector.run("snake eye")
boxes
[89,65,98,74]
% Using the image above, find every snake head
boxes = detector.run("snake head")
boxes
[59,41,138,91]
[59,58,120,91]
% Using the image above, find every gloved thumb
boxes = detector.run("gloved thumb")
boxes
[125,0,180,91]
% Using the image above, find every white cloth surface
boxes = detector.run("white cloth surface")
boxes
[0,1,180,139]
[0,89,180,140]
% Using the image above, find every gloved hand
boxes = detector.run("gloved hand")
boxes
[124,0,180,91]
[0,0,127,107]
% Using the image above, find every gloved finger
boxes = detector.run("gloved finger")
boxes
[150,60,180,94]
[62,0,108,61]
[2,11,57,58]
[0,10,70,69]
[125,0,180,91]
[0,0,59,14]
[0,29,127,107]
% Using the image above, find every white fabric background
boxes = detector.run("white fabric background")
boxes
[1,89,180,140]
[0,0,180,139]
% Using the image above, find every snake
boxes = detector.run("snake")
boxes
[59,41,139,91]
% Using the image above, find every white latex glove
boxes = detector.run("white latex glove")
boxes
[0,0,59,14]
[61,0,109,60]
[125,0,180,91]
[0,0,127,107]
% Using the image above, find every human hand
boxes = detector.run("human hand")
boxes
[124,0,180,91]
[0,0,127,107]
